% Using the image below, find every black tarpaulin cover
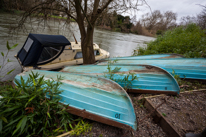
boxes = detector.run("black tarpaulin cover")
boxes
[17,33,71,66]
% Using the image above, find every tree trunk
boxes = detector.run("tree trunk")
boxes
[81,25,95,64]
[75,0,101,64]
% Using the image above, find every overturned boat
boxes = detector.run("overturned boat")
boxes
[110,53,184,60]
[13,70,137,130]
[16,33,109,71]
[98,58,206,80]
[62,64,180,95]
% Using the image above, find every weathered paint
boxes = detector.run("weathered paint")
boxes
[110,54,184,60]
[13,70,137,130]
[98,58,206,80]
[62,64,180,95]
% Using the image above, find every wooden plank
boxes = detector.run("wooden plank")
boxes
[144,98,181,137]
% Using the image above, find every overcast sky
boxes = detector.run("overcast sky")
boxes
[134,0,206,22]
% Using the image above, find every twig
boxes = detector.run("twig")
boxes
[73,33,78,44]
[56,131,72,137]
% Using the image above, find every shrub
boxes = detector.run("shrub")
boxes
[156,30,163,35]
[136,24,206,58]
[0,72,73,136]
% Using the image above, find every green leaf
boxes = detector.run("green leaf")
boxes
[20,116,27,132]
[3,106,20,113]
[14,78,21,87]
[16,95,29,99]
[13,115,27,135]
[37,127,44,134]
[4,116,23,128]
[37,75,44,85]
[11,44,18,49]
[0,116,8,123]
[69,123,73,129]
[32,75,36,86]
[1,52,4,57]
[6,41,11,50]
[20,76,26,91]
[25,95,36,107]
[47,112,51,118]
[7,69,15,75]
[0,120,2,132]
[7,58,12,62]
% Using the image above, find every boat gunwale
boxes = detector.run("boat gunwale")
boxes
[65,104,134,131]
[105,53,185,60]
[127,89,178,95]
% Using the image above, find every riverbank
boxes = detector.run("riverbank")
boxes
[96,25,155,37]
[0,9,75,21]
[0,8,24,15]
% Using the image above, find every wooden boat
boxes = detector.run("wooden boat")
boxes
[98,58,206,80]
[62,64,180,95]
[110,53,184,60]
[15,33,109,71]
[13,70,137,130]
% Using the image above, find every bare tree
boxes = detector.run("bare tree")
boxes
[141,10,162,33]
[13,0,145,64]
[141,10,177,34]
[160,11,177,30]
[131,21,142,34]
[180,15,197,26]
[197,5,206,30]
[2,0,36,11]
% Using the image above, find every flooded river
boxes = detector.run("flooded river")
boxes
[0,13,155,81]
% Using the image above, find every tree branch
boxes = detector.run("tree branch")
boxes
[84,0,87,18]
[100,0,113,14]
[76,0,93,28]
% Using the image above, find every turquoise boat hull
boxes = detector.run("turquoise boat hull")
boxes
[98,58,206,80]
[62,65,180,95]
[110,54,184,60]
[14,70,137,130]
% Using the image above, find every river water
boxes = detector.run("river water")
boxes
[0,13,155,81]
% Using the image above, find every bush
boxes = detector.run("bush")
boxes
[136,24,206,58]
[156,30,163,35]
[0,72,73,136]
